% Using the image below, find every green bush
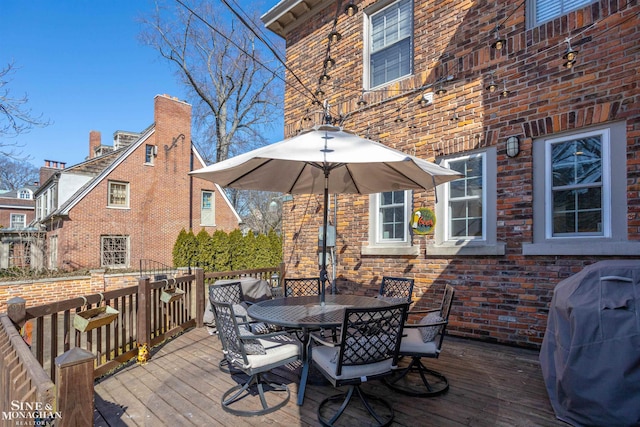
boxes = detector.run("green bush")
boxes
[172,228,282,272]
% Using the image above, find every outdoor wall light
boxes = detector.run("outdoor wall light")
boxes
[344,2,358,16]
[562,39,578,68]
[328,30,342,43]
[506,136,520,158]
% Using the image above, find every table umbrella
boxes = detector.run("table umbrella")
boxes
[191,125,462,303]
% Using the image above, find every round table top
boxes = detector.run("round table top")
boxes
[247,294,389,329]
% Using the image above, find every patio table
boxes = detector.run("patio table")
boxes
[247,294,390,405]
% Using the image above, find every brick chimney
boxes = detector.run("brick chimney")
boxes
[40,160,66,184]
[89,130,101,159]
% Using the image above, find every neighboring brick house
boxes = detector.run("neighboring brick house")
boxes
[0,185,40,268]
[261,0,640,347]
[29,94,241,271]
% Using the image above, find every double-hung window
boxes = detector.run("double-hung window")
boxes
[525,121,639,255]
[527,0,597,27]
[432,149,503,256]
[10,213,26,229]
[108,181,129,208]
[366,0,413,89]
[364,190,417,255]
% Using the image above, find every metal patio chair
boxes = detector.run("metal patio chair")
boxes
[311,303,408,426]
[210,299,300,416]
[284,277,321,297]
[384,284,455,397]
[377,276,415,304]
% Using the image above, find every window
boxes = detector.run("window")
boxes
[548,133,605,237]
[527,0,597,27]
[363,190,417,256]
[365,0,413,89]
[101,235,129,268]
[445,154,485,240]
[525,121,640,255]
[432,148,504,256]
[108,181,129,208]
[18,189,32,199]
[145,144,155,164]
[10,214,26,229]
[201,191,215,226]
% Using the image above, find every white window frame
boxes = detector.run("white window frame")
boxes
[18,189,32,199]
[443,153,487,242]
[363,0,413,90]
[544,129,610,239]
[108,180,130,208]
[526,0,597,28]
[201,190,215,226]
[431,148,504,256]
[10,213,26,229]
[524,121,640,255]
[145,144,155,165]
[363,190,418,256]
[100,235,130,268]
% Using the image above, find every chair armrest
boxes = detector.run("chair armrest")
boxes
[239,329,292,340]
[403,320,448,329]
[310,332,340,347]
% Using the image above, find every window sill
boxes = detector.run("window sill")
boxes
[523,241,640,256]
[361,245,420,256]
[106,206,130,210]
[426,242,506,256]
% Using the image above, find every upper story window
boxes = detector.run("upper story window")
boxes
[527,0,597,27]
[108,180,129,208]
[18,189,32,199]
[365,0,413,89]
[524,121,639,255]
[10,213,26,229]
[145,144,155,165]
[35,185,57,220]
[201,190,215,226]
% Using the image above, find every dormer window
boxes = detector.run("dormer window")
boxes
[18,189,32,199]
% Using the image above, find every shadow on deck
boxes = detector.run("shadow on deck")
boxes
[93,327,564,426]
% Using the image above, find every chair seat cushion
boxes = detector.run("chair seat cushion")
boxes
[400,328,439,355]
[245,336,300,370]
[419,313,443,342]
[312,345,394,381]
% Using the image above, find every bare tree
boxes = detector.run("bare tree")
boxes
[236,190,282,235]
[0,62,51,158]
[140,0,282,164]
[0,157,39,190]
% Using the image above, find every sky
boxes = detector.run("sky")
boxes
[1,0,282,169]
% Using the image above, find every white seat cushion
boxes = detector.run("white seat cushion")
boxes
[245,337,299,370]
[312,345,394,381]
[400,328,439,355]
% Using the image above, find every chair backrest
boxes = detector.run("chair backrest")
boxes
[209,281,243,305]
[334,303,407,376]
[210,300,249,368]
[435,285,455,348]
[284,277,321,297]
[380,276,414,304]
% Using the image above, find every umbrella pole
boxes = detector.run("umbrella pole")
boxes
[320,171,329,305]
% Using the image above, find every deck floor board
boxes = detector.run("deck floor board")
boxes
[94,327,564,426]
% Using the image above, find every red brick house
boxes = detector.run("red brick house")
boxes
[31,94,241,271]
[0,185,40,268]
[261,0,640,347]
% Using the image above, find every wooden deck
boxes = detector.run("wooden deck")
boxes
[93,327,565,426]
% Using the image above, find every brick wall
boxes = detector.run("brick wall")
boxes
[277,0,640,348]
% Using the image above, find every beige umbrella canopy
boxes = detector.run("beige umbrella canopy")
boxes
[191,125,462,302]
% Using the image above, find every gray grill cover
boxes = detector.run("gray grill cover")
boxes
[540,260,640,426]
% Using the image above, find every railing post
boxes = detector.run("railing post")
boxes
[137,276,151,350]
[194,268,205,328]
[55,347,95,426]
[7,296,26,328]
